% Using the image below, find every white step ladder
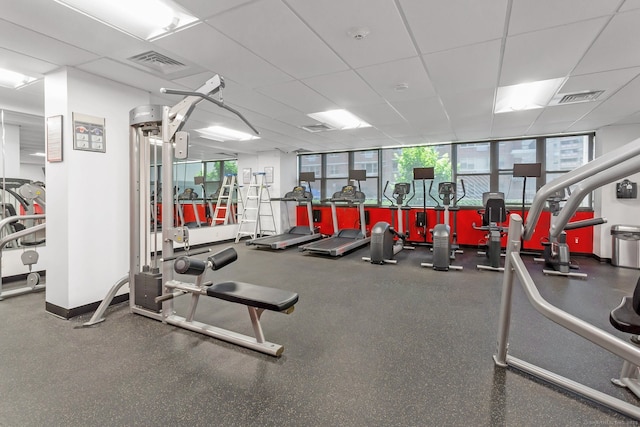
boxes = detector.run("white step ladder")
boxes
[235,172,276,243]
[210,175,237,225]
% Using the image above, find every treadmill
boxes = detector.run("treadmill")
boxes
[300,170,370,257]
[246,172,323,250]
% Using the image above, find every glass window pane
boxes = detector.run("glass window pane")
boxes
[499,173,537,206]
[457,175,490,206]
[358,178,378,204]
[300,154,322,178]
[174,162,203,199]
[546,135,589,172]
[326,152,349,178]
[354,150,379,176]
[498,139,536,170]
[222,160,237,176]
[457,143,490,173]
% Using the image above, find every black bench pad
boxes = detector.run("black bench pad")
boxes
[206,281,298,312]
[610,296,640,335]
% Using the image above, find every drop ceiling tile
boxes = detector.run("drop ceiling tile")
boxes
[399,0,508,54]
[558,67,640,100]
[388,97,450,128]
[440,89,495,121]
[208,0,348,79]
[500,17,608,86]
[2,0,147,56]
[574,9,640,75]
[257,80,336,113]
[527,120,583,136]
[349,103,407,127]
[492,109,540,130]
[77,58,177,94]
[357,57,436,102]
[154,23,292,88]
[0,22,98,71]
[620,0,640,12]
[174,0,256,20]
[534,102,601,125]
[509,0,618,35]
[302,70,382,108]
[286,0,416,68]
[424,40,501,95]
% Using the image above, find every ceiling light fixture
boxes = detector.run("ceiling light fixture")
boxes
[196,126,260,142]
[494,78,565,113]
[307,109,371,130]
[54,0,198,40]
[29,152,46,157]
[0,68,37,89]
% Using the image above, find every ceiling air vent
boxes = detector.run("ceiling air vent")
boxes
[557,90,604,104]
[128,51,188,75]
[301,124,333,133]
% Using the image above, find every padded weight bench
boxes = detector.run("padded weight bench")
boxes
[158,248,298,356]
[610,277,640,396]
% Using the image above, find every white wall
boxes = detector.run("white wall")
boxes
[45,67,149,310]
[237,150,297,233]
[593,124,640,259]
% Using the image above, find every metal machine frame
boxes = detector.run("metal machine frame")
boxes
[87,76,298,356]
[494,136,640,420]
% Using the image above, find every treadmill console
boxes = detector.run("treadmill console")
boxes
[332,185,365,203]
[285,186,312,201]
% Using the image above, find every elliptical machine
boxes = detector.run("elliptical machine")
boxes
[364,182,414,264]
[535,188,606,279]
[421,180,465,271]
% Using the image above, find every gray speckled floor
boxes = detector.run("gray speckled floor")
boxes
[1,242,640,426]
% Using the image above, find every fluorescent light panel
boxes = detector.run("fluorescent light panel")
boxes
[494,78,564,113]
[0,68,37,89]
[54,0,198,40]
[307,109,371,130]
[196,126,260,142]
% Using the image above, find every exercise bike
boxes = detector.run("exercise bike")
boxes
[535,188,606,279]
[421,180,465,271]
[364,181,414,264]
[473,192,509,272]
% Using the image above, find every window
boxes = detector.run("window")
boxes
[297,133,593,209]
[498,139,537,206]
[456,143,490,206]
[545,135,591,207]
[381,145,452,207]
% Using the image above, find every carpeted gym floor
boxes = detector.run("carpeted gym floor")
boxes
[1,241,639,426]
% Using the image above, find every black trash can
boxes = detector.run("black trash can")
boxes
[611,225,640,269]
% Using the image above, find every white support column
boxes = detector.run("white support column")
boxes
[44,68,149,316]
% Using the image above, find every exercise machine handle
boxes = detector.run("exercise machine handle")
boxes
[563,217,607,231]
[208,247,238,271]
[160,88,259,136]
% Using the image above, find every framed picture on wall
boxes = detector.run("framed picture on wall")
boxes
[73,112,106,153]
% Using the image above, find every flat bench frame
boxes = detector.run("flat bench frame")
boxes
[159,279,294,356]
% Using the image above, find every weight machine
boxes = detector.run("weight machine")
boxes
[494,136,640,419]
[86,76,298,356]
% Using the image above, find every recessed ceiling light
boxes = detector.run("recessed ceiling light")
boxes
[30,152,46,157]
[54,0,198,40]
[0,68,37,89]
[307,109,371,130]
[394,83,409,92]
[196,126,260,142]
[495,78,564,113]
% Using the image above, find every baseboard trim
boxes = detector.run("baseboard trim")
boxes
[46,294,129,319]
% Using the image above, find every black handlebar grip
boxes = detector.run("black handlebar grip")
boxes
[208,247,238,271]
[174,256,207,276]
